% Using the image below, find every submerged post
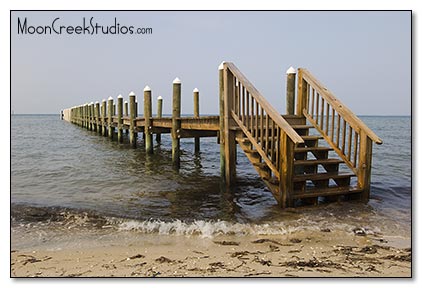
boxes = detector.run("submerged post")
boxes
[129,92,137,147]
[144,86,153,154]
[219,62,226,181]
[193,88,200,153]
[286,67,296,115]
[172,77,181,168]
[156,96,163,143]
[117,95,123,143]
[108,96,114,139]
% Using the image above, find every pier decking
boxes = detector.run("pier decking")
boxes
[61,62,382,208]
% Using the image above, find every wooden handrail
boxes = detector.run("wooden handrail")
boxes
[226,62,304,144]
[299,69,382,145]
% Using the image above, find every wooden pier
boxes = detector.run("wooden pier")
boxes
[61,62,382,208]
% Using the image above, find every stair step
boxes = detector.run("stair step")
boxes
[294,159,344,166]
[293,172,355,182]
[236,137,250,143]
[253,162,269,170]
[294,147,333,153]
[301,135,323,141]
[292,186,363,199]
[291,124,313,129]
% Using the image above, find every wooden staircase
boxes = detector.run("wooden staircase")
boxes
[236,115,363,206]
[219,62,382,208]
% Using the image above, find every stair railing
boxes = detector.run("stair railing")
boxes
[221,62,304,207]
[297,68,382,201]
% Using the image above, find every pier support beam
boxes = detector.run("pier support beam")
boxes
[286,67,296,115]
[172,77,181,168]
[193,88,200,153]
[144,86,153,154]
[117,95,123,143]
[156,96,163,143]
[108,96,114,140]
[129,92,137,148]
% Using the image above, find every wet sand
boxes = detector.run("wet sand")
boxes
[11,229,411,277]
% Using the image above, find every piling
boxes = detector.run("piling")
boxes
[156,96,163,143]
[129,92,137,147]
[144,86,153,154]
[193,88,200,153]
[286,67,296,115]
[172,77,181,168]
[124,100,129,134]
[117,95,123,143]
[101,99,107,136]
[90,102,94,130]
[95,101,100,132]
[108,96,114,139]
[219,62,226,180]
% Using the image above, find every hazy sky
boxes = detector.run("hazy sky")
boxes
[11,11,410,115]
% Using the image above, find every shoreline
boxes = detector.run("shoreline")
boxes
[11,228,411,277]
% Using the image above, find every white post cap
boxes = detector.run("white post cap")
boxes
[90,102,94,105]
[129,91,136,96]
[173,77,181,84]
[193,88,199,93]
[102,99,106,102]
[108,96,113,101]
[124,100,128,104]
[218,61,226,70]
[157,96,163,100]
[144,85,151,92]
[95,101,99,104]
[118,94,123,99]
[286,66,296,74]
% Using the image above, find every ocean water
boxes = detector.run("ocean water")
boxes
[11,115,411,243]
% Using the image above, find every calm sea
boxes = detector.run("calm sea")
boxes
[11,115,411,241]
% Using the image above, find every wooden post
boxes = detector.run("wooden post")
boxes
[156,96,163,143]
[219,62,226,180]
[85,103,89,129]
[144,86,153,154]
[129,92,137,147]
[108,96,114,139]
[358,133,373,202]
[223,63,236,186]
[89,102,94,131]
[296,68,308,117]
[286,67,296,115]
[117,95,123,143]
[172,77,181,168]
[101,99,107,136]
[279,132,295,208]
[193,88,200,153]
[95,101,100,132]
[124,100,128,117]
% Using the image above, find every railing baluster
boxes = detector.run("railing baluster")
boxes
[275,128,280,170]
[347,126,352,161]
[316,93,320,125]
[325,102,330,135]
[260,107,264,145]
[251,98,255,136]
[271,120,275,163]
[311,88,315,117]
[242,86,246,124]
[320,97,325,130]
[246,91,250,129]
[331,107,335,140]
[353,131,359,167]
[336,114,341,147]
[255,101,259,141]
[341,119,347,154]
[265,113,269,155]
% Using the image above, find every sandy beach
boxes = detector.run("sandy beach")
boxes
[11,228,411,277]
